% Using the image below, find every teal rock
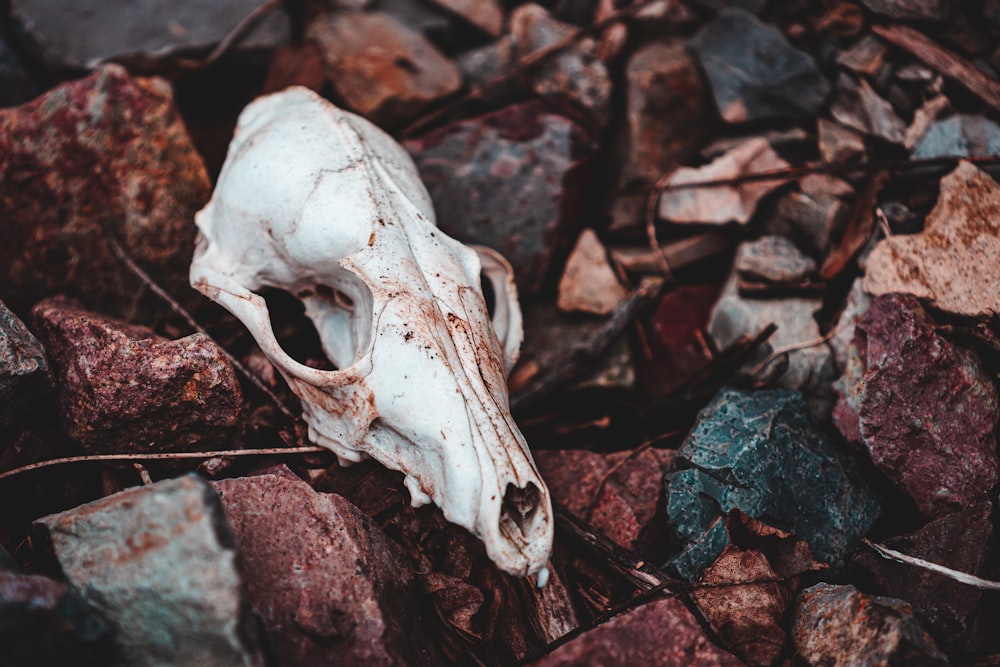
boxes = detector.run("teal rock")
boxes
[666,387,880,581]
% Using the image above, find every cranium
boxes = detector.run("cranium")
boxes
[190,87,553,580]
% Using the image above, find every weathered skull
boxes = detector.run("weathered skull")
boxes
[190,87,553,579]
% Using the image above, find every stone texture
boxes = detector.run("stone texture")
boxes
[0,65,211,320]
[859,0,951,21]
[33,475,264,667]
[641,285,717,398]
[818,118,867,164]
[0,299,48,430]
[429,0,503,36]
[735,235,816,284]
[214,467,443,667]
[10,0,288,68]
[658,138,791,225]
[0,568,112,666]
[912,114,1000,160]
[557,230,627,316]
[307,11,461,128]
[533,448,674,555]
[531,597,744,666]
[854,504,992,654]
[833,293,999,518]
[690,8,830,123]
[865,161,1000,317]
[610,39,708,229]
[830,73,906,145]
[31,297,242,455]
[405,102,595,294]
[793,583,948,666]
[666,388,880,581]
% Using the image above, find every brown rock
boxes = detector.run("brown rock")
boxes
[531,597,744,666]
[557,230,627,316]
[31,297,241,455]
[214,467,443,667]
[307,11,461,128]
[818,118,867,164]
[429,0,503,36]
[0,65,210,320]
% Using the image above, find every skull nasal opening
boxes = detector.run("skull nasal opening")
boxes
[499,482,543,543]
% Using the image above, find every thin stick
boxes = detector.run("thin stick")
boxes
[750,326,842,379]
[0,446,327,482]
[862,539,1000,591]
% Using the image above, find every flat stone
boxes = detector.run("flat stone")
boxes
[833,294,999,517]
[658,138,792,225]
[735,235,816,284]
[0,299,48,430]
[864,161,1000,317]
[767,189,850,255]
[853,504,992,654]
[793,583,947,666]
[214,467,443,666]
[666,388,880,581]
[307,11,460,128]
[0,568,112,666]
[859,0,951,21]
[10,0,288,69]
[912,114,1000,159]
[818,118,867,164]
[640,285,717,398]
[830,73,906,145]
[609,39,708,229]
[33,475,264,667]
[0,65,210,320]
[533,448,674,554]
[31,297,242,455]
[557,230,627,315]
[836,35,889,77]
[405,102,595,294]
[531,597,744,666]
[690,8,830,123]
[429,0,503,36]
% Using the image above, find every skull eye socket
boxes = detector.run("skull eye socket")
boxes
[259,287,336,370]
[479,270,496,319]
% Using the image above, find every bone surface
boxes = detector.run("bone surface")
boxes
[190,87,553,578]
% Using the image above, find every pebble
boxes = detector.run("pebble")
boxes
[911,114,1000,159]
[557,230,627,316]
[735,235,816,284]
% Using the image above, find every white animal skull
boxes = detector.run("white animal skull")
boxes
[190,87,553,580]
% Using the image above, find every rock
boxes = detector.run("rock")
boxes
[800,173,854,199]
[0,300,48,430]
[557,230,627,316]
[859,0,951,21]
[833,294,999,517]
[666,388,880,581]
[0,31,37,107]
[793,583,948,666]
[640,285,717,398]
[0,568,112,666]
[213,467,443,667]
[911,114,1000,159]
[375,0,456,46]
[735,235,816,284]
[690,8,830,123]
[405,102,595,294]
[609,39,708,229]
[903,95,951,151]
[261,43,326,95]
[767,188,850,255]
[836,34,888,77]
[0,65,211,320]
[10,0,288,69]
[818,118,867,164]
[829,278,871,374]
[307,11,461,128]
[708,243,833,399]
[854,504,992,654]
[830,73,906,145]
[658,138,792,225]
[530,597,744,666]
[429,0,503,36]
[33,475,265,667]
[533,448,674,554]
[864,161,1000,317]
[31,297,242,455]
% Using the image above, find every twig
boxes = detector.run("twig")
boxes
[749,326,842,379]
[177,0,285,69]
[820,169,890,280]
[872,24,1000,114]
[862,538,1000,591]
[0,446,327,482]
[645,169,678,282]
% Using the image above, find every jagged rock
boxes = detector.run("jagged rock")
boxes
[0,300,48,430]
[836,35,888,77]
[767,188,850,255]
[735,235,816,284]
[557,230,627,316]
[429,0,503,36]
[911,114,1000,160]
[818,118,867,164]
[33,475,265,667]
[829,278,871,374]
[830,73,906,145]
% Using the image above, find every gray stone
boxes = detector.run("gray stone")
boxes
[793,583,948,666]
[690,8,830,123]
[912,114,1000,159]
[859,0,951,21]
[818,118,867,164]
[0,299,48,430]
[830,73,906,145]
[736,235,816,284]
[666,388,880,581]
[767,188,850,255]
[10,0,288,68]
[375,0,456,45]
[456,37,520,106]
[214,467,443,667]
[33,475,264,667]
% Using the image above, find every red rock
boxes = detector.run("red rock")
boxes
[214,467,444,667]
[833,293,999,517]
[31,297,241,455]
[530,597,744,666]
[0,65,210,320]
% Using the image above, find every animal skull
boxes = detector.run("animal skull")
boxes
[190,87,553,580]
